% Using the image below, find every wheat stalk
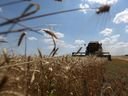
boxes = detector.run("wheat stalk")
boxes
[21,3,40,17]
[2,48,10,63]
[37,48,43,58]
[51,47,59,57]
[18,32,26,46]
[0,91,25,96]
[49,36,57,57]
[0,75,8,91]
[43,29,58,39]
[0,61,34,69]
[0,40,8,43]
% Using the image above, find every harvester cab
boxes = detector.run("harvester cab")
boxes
[72,41,111,61]
[85,41,102,56]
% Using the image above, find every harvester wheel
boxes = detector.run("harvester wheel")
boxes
[108,55,112,61]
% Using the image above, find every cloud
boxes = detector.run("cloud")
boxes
[0,8,2,12]
[28,37,37,41]
[0,35,6,41]
[43,30,75,50]
[125,26,128,33]
[113,8,128,24]
[57,40,75,49]
[44,38,75,49]
[100,34,128,55]
[111,34,120,39]
[105,42,128,55]
[100,28,112,36]
[74,40,85,45]
[79,3,90,14]
[43,30,67,48]
[40,29,74,49]
[99,27,128,55]
[100,37,111,45]
[55,32,64,38]
[44,38,54,45]
[45,39,89,55]
[100,34,120,45]
[87,0,118,5]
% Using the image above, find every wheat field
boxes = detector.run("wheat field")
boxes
[0,54,107,96]
[0,54,128,96]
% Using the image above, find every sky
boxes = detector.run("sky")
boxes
[0,0,128,56]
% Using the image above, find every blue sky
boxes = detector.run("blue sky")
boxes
[0,0,128,56]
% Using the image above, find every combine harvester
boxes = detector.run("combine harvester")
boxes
[72,41,112,61]
[72,5,112,61]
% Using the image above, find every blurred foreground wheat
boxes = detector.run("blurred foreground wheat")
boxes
[0,55,108,96]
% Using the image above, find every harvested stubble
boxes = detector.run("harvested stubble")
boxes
[0,55,106,96]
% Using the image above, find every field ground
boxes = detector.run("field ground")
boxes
[112,56,128,61]
[105,56,128,79]
[103,56,128,95]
